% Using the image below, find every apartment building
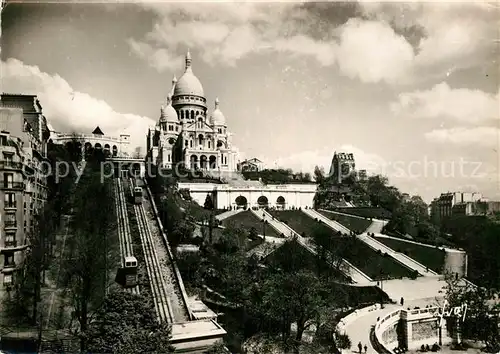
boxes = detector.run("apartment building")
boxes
[0,94,50,296]
[430,192,486,223]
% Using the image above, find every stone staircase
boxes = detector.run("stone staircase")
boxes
[302,208,351,234]
[246,238,285,259]
[366,220,387,234]
[358,233,438,276]
[254,209,373,284]
[313,209,435,276]
[215,208,243,221]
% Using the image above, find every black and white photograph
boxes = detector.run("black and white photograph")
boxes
[0,0,499,353]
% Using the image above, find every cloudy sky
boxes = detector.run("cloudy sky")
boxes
[1,1,498,202]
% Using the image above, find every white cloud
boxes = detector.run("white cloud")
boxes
[391,82,500,123]
[130,2,497,84]
[425,127,500,147]
[127,38,184,72]
[274,35,336,66]
[335,19,414,84]
[361,2,498,71]
[1,58,154,151]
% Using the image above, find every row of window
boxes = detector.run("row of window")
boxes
[174,95,205,103]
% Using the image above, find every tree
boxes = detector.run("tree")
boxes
[260,269,326,344]
[59,170,117,351]
[160,191,194,247]
[313,166,325,184]
[334,331,351,353]
[441,273,499,351]
[204,194,214,210]
[86,291,175,353]
[310,226,346,279]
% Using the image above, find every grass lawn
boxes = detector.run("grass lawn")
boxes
[375,237,446,273]
[334,207,392,219]
[319,210,372,233]
[334,236,416,280]
[268,210,331,237]
[222,210,281,238]
[267,211,415,280]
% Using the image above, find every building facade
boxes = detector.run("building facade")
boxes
[329,152,356,182]
[146,51,238,172]
[237,158,264,172]
[0,99,49,296]
[50,126,131,158]
[178,181,317,210]
[430,192,485,222]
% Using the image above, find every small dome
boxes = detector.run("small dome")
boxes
[209,98,226,126]
[160,94,178,123]
[173,50,205,98]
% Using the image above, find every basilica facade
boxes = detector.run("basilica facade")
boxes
[146,51,238,172]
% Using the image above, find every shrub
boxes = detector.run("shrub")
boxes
[335,331,351,350]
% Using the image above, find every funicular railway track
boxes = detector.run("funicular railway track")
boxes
[114,178,139,294]
[129,177,189,323]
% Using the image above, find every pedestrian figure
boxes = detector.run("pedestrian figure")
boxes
[358,342,362,353]
[364,344,368,353]
[400,297,404,306]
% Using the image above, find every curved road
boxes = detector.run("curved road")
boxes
[343,298,440,353]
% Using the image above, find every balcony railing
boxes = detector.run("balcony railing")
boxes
[4,220,17,228]
[4,240,17,248]
[4,204,17,210]
[0,182,25,190]
[0,161,23,170]
[4,261,16,269]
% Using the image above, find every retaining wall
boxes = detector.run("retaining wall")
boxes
[143,179,194,320]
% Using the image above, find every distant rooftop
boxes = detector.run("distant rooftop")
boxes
[92,126,104,135]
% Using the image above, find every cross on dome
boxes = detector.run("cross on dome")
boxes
[185,49,192,71]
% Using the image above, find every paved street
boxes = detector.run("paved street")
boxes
[343,298,440,354]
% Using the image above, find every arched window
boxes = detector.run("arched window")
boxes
[191,110,194,120]
[208,141,211,149]
[190,140,193,148]
[180,111,184,119]
[198,134,204,146]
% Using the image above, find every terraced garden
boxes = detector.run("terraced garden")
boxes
[268,210,329,237]
[268,210,416,280]
[336,237,416,280]
[319,210,372,233]
[334,207,392,220]
[375,237,446,273]
[222,210,281,238]
[201,226,264,251]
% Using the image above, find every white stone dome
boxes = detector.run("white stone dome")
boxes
[174,71,204,97]
[160,95,178,123]
[209,98,226,126]
[173,50,205,98]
